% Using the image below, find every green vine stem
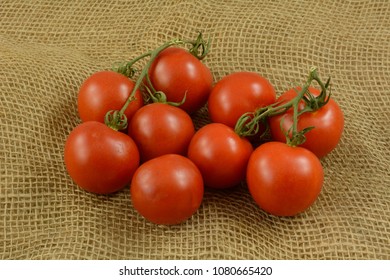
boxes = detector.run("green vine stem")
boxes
[104,33,210,131]
[143,85,187,107]
[234,67,331,146]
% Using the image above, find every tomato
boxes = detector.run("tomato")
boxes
[128,103,195,162]
[247,142,324,216]
[187,123,253,189]
[64,121,140,194]
[148,47,213,114]
[208,72,276,129]
[130,154,204,225]
[268,87,344,158]
[77,71,143,124]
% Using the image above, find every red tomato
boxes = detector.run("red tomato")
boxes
[247,142,324,216]
[78,71,143,123]
[208,72,276,129]
[148,47,213,114]
[268,87,344,158]
[131,154,204,225]
[128,103,195,162]
[64,121,140,194]
[187,123,253,189]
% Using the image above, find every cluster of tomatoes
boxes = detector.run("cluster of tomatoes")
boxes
[64,34,344,225]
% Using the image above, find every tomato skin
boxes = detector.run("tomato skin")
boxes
[64,121,140,194]
[77,71,143,123]
[247,142,324,216]
[187,123,253,189]
[128,103,195,162]
[130,154,204,225]
[208,72,276,129]
[269,87,344,158]
[148,47,213,114]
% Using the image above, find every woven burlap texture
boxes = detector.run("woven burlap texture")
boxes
[1,0,389,260]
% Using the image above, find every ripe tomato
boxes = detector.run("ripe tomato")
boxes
[268,87,344,158]
[128,103,195,162]
[64,121,140,194]
[148,47,213,114]
[78,71,143,124]
[130,154,204,225]
[247,142,324,216]
[208,72,276,129]
[187,123,253,189]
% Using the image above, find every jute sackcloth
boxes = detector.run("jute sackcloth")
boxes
[0,0,389,259]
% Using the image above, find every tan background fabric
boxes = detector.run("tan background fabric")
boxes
[1,0,389,259]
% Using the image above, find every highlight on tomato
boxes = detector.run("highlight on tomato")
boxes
[130,154,204,225]
[187,123,253,189]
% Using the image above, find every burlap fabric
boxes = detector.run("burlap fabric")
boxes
[1,0,389,260]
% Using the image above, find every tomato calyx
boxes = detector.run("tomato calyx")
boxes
[234,109,270,139]
[283,121,314,147]
[300,76,332,113]
[186,32,211,60]
[104,109,129,131]
[234,67,331,143]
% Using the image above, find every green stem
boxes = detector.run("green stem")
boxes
[119,39,182,115]
[144,72,157,96]
[113,51,153,78]
[234,67,324,139]
[105,33,210,130]
[105,40,181,130]
[291,95,299,137]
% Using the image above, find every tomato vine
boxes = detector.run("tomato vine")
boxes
[104,33,210,131]
[234,67,331,146]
